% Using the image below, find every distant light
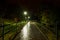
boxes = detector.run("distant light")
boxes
[28,16,30,19]
[24,11,27,15]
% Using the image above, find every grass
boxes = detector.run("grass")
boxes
[0,21,27,40]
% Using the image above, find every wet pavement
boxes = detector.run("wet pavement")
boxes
[14,21,48,40]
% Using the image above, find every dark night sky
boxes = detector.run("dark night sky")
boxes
[5,0,60,15]
[0,0,59,12]
[5,0,60,9]
[0,0,60,19]
[6,0,60,13]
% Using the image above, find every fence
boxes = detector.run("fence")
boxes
[36,23,57,40]
[0,22,26,40]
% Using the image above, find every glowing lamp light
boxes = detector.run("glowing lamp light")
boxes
[24,11,27,15]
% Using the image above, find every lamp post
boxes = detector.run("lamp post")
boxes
[1,14,4,40]
[24,11,27,15]
[24,11,27,22]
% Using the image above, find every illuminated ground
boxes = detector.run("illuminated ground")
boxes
[14,21,56,40]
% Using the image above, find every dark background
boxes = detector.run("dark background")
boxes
[0,0,60,21]
[0,0,60,39]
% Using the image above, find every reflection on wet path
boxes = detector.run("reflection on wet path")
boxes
[20,21,30,40]
[15,21,47,40]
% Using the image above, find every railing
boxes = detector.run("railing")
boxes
[0,24,17,40]
[0,22,27,40]
[36,23,56,40]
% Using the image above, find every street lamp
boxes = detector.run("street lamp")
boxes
[24,11,27,22]
[28,16,30,19]
[28,16,30,21]
[24,11,27,15]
